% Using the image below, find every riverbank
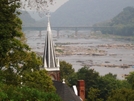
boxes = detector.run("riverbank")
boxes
[91,32,134,42]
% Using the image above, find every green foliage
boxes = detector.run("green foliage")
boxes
[0,82,61,101]
[77,66,99,87]
[0,51,43,86]
[97,73,130,100]
[107,88,134,101]
[77,66,100,98]
[97,74,118,100]
[0,0,30,70]
[88,87,104,101]
[126,71,134,89]
[59,63,133,101]
[20,52,42,72]
[72,67,132,101]
[0,0,28,58]
[0,1,61,100]
[2,1,134,101]
[22,70,55,92]
[0,0,43,86]
[60,61,76,86]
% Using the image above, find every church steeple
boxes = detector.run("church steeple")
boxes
[42,14,60,81]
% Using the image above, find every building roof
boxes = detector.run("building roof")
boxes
[42,16,59,71]
[53,81,81,101]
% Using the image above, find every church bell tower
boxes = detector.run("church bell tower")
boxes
[42,15,60,81]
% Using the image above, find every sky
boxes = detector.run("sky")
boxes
[49,0,68,12]
[28,0,68,20]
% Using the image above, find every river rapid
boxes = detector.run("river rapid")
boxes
[25,30,134,79]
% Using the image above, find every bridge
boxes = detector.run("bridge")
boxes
[22,26,115,37]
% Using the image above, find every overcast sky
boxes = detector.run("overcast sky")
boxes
[48,0,68,12]
[27,0,68,20]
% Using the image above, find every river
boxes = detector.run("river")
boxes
[24,30,134,79]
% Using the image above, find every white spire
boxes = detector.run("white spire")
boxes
[42,13,60,71]
[47,13,51,33]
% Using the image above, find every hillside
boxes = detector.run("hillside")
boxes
[19,10,36,27]
[19,10,46,27]
[94,7,134,36]
[20,0,134,27]
[48,0,134,26]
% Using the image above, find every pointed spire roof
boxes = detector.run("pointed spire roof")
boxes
[42,14,59,71]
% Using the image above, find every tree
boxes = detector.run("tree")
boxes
[0,0,54,11]
[126,71,134,89]
[22,70,55,92]
[0,0,29,85]
[88,87,104,101]
[0,0,55,94]
[77,66,100,98]
[60,61,76,86]
[97,73,131,100]
[20,0,54,11]
[0,0,44,85]
[107,88,134,101]
[0,0,30,69]
[0,0,61,100]
[0,82,61,101]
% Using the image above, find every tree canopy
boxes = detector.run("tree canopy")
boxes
[126,71,134,89]
[0,82,61,101]
[0,0,61,100]
[107,88,134,101]
[60,65,133,101]
[60,61,76,86]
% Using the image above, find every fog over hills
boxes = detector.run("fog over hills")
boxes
[50,0,134,26]
[20,0,134,27]
[19,10,47,27]
[19,11,36,27]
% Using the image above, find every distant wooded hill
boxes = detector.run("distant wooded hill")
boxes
[19,0,134,27]
[94,7,134,36]
[49,0,134,27]
[19,10,47,27]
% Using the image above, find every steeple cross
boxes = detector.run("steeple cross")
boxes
[46,12,51,21]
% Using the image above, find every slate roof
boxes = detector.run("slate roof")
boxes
[53,81,81,101]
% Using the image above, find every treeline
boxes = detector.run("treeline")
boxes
[94,7,134,36]
[60,61,134,101]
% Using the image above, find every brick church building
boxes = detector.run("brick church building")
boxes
[41,16,85,101]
